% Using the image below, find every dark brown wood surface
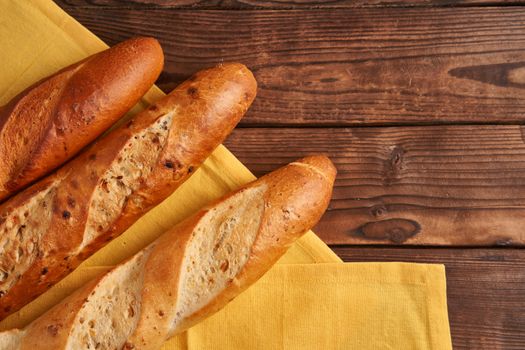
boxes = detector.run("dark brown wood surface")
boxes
[57,1,525,348]
[56,0,525,9]
[59,7,525,126]
[225,126,525,246]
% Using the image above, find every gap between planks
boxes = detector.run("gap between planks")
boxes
[55,0,525,10]
[58,6,525,126]
[225,126,525,247]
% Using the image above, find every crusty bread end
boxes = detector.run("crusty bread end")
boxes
[0,156,335,350]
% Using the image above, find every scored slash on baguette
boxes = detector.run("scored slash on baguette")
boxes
[0,63,257,320]
[0,155,336,350]
[0,37,164,201]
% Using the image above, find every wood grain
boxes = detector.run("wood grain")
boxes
[59,3,525,348]
[334,247,525,350]
[55,0,525,9]
[59,7,525,126]
[225,126,525,246]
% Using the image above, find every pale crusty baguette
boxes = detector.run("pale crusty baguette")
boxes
[0,37,164,201]
[0,63,256,320]
[0,155,336,350]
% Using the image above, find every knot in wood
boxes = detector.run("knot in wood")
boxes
[354,218,420,244]
[383,146,404,184]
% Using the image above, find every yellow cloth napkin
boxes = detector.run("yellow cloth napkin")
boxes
[0,1,452,349]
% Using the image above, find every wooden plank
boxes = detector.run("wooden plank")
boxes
[55,0,525,9]
[224,126,525,246]
[332,247,525,350]
[60,7,525,126]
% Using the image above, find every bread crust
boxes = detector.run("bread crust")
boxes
[0,63,256,320]
[172,155,337,336]
[0,156,335,350]
[0,37,164,201]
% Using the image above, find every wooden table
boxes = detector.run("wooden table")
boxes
[56,1,525,348]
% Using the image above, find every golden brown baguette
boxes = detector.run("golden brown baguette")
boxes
[0,63,256,320]
[0,155,336,350]
[0,37,164,201]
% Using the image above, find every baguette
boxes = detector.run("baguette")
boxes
[0,37,164,201]
[0,155,336,350]
[0,63,257,320]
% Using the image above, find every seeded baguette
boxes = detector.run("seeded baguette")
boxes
[0,63,257,320]
[0,155,336,350]
[0,37,164,201]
